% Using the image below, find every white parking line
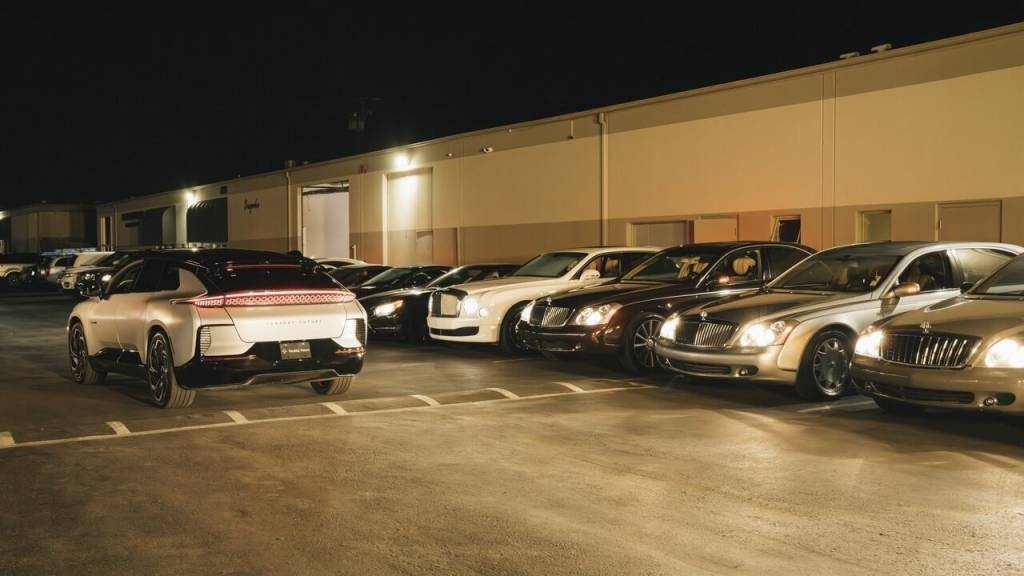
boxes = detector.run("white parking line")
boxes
[553,381,586,393]
[106,421,131,436]
[487,387,520,399]
[321,402,347,415]
[410,394,442,407]
[0,384,648,451]
[0,432,14,448]
[224,410,249,424]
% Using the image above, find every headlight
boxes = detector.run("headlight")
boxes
[460,296,481,317]
[520,301,535,323]
[738,320,798,348]
[659,316,680,340]
[373,300,403,317]
[100,273,112,283]
[571,303,621,326]
[82,273,95,281]
[984,339,1024,368]
[854,328,884,358]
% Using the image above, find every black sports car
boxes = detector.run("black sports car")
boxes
[353,265,451,299]
[328,264,391,289]
[361,264,519,342]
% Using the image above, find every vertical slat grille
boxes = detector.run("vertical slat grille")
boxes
[529,305,572,327]
[676,320,736,348]
[881,332,978,368]
[430,291,463,317]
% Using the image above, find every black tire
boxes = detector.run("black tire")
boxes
[873,395,925,416]
[795,329,852,402]
[311,376,352,396]
[498,303,529,355]
[5,272,21,288]
[68,322,106,385]
[147,331,196,408]
[619,312,665,375]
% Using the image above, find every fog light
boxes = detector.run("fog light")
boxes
[863,382,876,393]
[983,396,997,407]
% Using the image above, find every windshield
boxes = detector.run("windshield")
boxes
[363,267,414,286]
[621,248,725,284]
[512,252,586,278]
[772,253,900,293]
[96,252,138,268]
[972,257,1024,296]
[429,266,504,288]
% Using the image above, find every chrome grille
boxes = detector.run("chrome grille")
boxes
[529,305,572,327]
[881,332,978,368]
[430,291,463,317]
[677,320,736,348]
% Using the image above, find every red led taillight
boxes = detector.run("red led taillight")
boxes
[176,290,354,308]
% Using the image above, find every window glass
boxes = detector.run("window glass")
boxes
[211,264,339,292]
[57,256,75,267]
[767,247,808,278]
[973,257,1024,296]
[108,263,143,295]
[954,249,1014,285]
[600,255,621,278]
[159,263,181,291]
[363,268,415,287]
[710,249,762,285]
[133,260,165,292]
[622,248,724,284]
[774,253,900,293]
[772,217,801,242]
[899,253,954,292]
[512,252,586,278]
[619,252,650,275]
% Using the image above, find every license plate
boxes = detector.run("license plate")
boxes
[279,341,311,360]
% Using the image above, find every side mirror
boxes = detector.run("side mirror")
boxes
[885,281,920,300]
[715,274,731,286]
[960,282,974,294]
[579,269,601,282]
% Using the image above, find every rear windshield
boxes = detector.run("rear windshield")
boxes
[512,252,586,278]
[209,263,342,293]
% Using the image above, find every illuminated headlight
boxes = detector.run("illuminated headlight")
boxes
[572,303,621,326]
[984,339,1024,368]
[659,316,681,340]
[460,297,481,317]
[854,328,884,359]
[81,273,96,281]
[373,300,403,317]
[100,273,112,283]
[520,301,535,323]
[739,320,798,348]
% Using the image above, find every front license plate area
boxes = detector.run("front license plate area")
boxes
[279,341,312,360]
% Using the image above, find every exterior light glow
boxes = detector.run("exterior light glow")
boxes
[394,154,410,170]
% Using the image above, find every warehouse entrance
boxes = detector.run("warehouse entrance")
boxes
[301,181,350,258]
[385,169,432,266]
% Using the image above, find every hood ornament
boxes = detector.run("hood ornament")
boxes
[920,321,932,334]
[545,297,552,305]
[700,310,708,320]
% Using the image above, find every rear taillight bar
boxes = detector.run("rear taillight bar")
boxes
[174,290,355,307]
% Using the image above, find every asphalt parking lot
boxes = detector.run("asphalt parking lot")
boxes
[2,291,1024,575]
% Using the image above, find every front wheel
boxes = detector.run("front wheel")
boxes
[311,376,352,396]
[619,313,665,375]
[795,330,852,402]
[147,331,196,408]
[68,322,106,385]
[498,304,529,355]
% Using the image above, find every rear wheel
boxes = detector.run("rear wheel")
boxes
[619,313,665,375]
[5,272,21,288]
[795,330,852,401]
[68,322,106,385]
[873,395,925,415]
[498,303,529,355]
[311,376,352,396]
[147,331,195,408]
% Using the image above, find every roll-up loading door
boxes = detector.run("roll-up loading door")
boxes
[140,206,176,246]
[187,198,228,244]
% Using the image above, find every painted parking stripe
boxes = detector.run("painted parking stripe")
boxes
[0,432,14,448]
[553,381,586,393]
[321,402,347,415]
[410,394,442,407]
[224,410,249,424]
[487,387,520,400]
[106,421,131,436]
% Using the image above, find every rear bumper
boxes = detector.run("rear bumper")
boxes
[517,322,615,355]
[174,348,364,390]
[852,356,1024,412]
[654,340,797,384]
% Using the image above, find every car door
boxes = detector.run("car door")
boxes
[89,261,143,350]
[883,250,959,318]
[114,259,166,356]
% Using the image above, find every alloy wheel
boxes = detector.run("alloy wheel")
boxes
[631,318,662,369]
[811,337,849,395]
[148,337,171,405]
[69,326,87,381]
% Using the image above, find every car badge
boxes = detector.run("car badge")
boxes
[920,321,931,334]
[700,311,708,320]
[545,297,552,305]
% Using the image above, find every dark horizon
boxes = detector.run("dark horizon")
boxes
[1,1,1022,210]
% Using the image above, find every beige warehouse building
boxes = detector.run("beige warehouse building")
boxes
[92,22,1024,265]
[0,203,96,254]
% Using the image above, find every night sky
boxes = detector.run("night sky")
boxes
[1,2,1022,209]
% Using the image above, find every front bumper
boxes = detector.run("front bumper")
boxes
[654,340,797,384]
[852,356,1024,412]
[368,313,406,336]
[174,343,364,390]
[518,322,616,355]
[427,316,498,343]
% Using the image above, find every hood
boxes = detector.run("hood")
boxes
[453,275,565,295]
[689,290,857,324]
[880,296,1024,339]
[358,286,431,306]
[544,281,682,310]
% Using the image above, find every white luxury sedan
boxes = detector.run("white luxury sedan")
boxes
[427,246,659,352]
[67,249,367,408]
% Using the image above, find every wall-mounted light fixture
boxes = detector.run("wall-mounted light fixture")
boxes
[394,153,411,170]
[185,191,198,207]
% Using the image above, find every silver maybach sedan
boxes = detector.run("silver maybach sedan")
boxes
[655,241,1022,401]
[853,254,1024,414]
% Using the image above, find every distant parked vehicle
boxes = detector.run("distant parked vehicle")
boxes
[41,254,78,285]
[329,264,392,289]
[0,253,43,288]
[655,242,1022,401]
[67,249,366,408]
[361,263,519,342]
[59,251,141,295]
[427,246,658,353]
[853,253,1024,415]
[315,257,365,269]
[519,242,813,373]
[354,265,451,299]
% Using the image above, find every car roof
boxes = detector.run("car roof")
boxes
[814,241,1020,257]
[152,248,302,267]
[548,246,661,256]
